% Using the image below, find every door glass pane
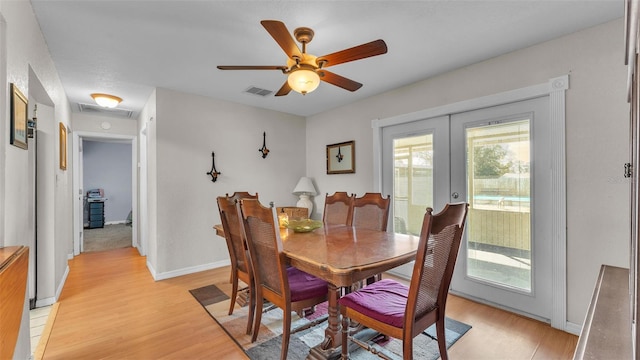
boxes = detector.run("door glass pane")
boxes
[466,120,531,292]
[393,134,433,235]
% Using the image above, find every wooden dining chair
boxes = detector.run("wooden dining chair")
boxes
[323,191,355,226]
[351,192,391,231]
[339,203,469,360]
[226,191,258,202]
[238,198,329,360]
[216,193,257,335]
[223,191,258,281]
[351,192,391,284]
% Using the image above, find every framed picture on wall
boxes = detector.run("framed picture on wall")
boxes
[59,122,67,170]
[10,83,28,150]
[326,140,355,174]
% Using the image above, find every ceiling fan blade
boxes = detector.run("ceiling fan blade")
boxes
[261,20,302,59]
[275,81,291,96]
[318,70,363,92]
[217,65,287,71]
[316,39,387,68]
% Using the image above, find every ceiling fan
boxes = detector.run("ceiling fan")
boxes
[217,20,388,96]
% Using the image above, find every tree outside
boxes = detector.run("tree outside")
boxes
[473,145,512,178]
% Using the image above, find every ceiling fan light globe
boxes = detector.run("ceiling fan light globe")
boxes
[287,69,320,95]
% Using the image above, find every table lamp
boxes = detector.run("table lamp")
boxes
[293,177,317,216]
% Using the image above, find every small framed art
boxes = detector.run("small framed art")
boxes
[59,122,67,170]
[326,140,355,174]
[10,83,28,150]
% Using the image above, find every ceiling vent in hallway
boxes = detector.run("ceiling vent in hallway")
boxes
[244,86,273,97]
[78,103,134,118]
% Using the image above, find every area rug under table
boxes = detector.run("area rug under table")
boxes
[190,284,471,360]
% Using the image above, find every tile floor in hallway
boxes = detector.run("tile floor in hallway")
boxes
[29,305,52,359]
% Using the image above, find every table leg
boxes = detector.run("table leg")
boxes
[325,283,342,348]
[308,283,384,360]
[308,283,342,359]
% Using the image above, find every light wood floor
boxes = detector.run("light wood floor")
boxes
[41,247,577,359]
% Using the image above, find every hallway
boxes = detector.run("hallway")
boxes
[40,247,247,359]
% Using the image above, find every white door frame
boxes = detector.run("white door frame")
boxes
[72,131,138,256]
[138,125,148,256]
[372,75,568,331]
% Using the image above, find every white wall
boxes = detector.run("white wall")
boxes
[147,88,306,277]
[83,141,132,222]
[73,112,138,136]
[306,19,629,326]
[0,1,73,358]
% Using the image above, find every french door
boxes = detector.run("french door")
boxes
[382,97,552,321]
[381,115,450,278]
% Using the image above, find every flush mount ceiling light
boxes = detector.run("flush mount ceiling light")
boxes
[91,93,122,108]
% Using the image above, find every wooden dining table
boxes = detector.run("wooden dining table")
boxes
[214,223,420,359]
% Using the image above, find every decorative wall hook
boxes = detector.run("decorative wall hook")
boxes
[206,152,221,182]
[259,131,270,159]
[336,146,344,162]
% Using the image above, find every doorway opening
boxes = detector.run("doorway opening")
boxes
[72,131,138,257]
[82,139,133,252]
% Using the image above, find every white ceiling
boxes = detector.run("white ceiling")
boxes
[30,0,624,119]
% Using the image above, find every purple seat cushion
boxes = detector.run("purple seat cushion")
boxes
[338,279,408,328]
[287,267,328,302]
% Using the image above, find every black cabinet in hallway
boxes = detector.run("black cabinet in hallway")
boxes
[87,201,104,229]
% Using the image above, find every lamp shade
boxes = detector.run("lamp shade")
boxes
[293,177,317,196]
[287,69,320,95]
[91,93,122,108]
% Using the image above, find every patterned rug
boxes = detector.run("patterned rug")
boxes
[190,284,471,360]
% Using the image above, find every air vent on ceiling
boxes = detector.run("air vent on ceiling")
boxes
[78,103,134,118]
[244,86,273,97]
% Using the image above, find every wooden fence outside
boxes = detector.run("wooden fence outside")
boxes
[467,207,530,251]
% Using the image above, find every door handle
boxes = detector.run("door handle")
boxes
[451,192,459,199]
